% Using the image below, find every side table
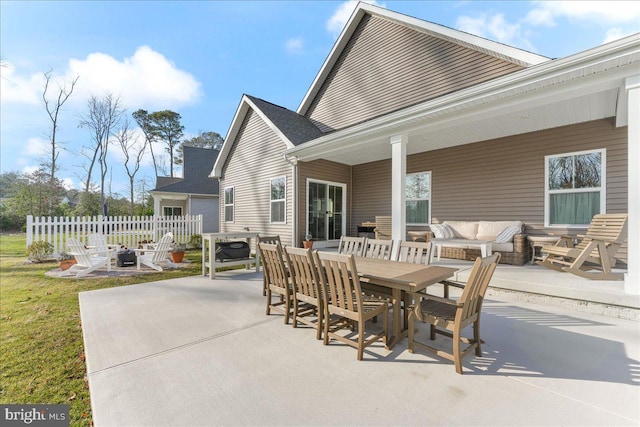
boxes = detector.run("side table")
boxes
[527,235,561,264]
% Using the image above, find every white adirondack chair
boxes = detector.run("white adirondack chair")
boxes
[63,238,110,278]
[87,233,119,266]
[134,232,176,271]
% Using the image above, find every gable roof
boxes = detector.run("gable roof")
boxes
[211,94,323,177]
[297,2,550,116]
[152,146,220,195]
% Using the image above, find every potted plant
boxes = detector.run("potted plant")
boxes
[169,243,187,263]
[57,252,77,271]
[303,234,313,249]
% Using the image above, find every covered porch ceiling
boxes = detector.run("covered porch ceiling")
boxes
[285,34,639,167]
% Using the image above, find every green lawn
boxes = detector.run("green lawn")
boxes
[0,234,203,426]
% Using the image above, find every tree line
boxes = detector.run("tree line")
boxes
[0,70,224,231]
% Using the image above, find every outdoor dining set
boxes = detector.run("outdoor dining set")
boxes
[257,235,500,373]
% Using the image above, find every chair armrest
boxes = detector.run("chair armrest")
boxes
[513,233,528,253]
[440,279,464,289]
[409,291,462,307]
[134,248,164,255]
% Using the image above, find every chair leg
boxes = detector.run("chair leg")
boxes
[474,320,482,356]
[292,299,299,328]
[430,324,436,340]
[357,321,364,361]
[323,310,330,345]
[316,305,323,340]
[407,309,415,353]
[453,328,463,374]
[283,294,290,325]
[265,289,272,315]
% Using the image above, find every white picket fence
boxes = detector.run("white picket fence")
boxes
[26,215,203,255]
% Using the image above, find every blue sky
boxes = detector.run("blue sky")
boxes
[1,0,639,196]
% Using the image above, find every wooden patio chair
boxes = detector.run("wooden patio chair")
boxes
[374,216,392,240]
[258,242,293,324]
[257,235,282,296]
[313,251,389,360]
[63,237,110,278]
[337,236,367,256]
[134,232,176,271]
[538,213,628,280]
[363,238,394,260]
[408,253,500,374]
[396,240,431,265]
[284,246,324,340]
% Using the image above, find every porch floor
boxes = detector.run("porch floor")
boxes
[430,258,639,320]
[80,269,640,426]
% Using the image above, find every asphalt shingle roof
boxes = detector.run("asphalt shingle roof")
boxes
[246,95,325,146]
[152,146,219,195]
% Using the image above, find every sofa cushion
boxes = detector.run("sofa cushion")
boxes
[477,221,523,241]
[430,224,455,239]
[443,221,479,240]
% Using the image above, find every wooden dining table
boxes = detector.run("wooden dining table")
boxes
[354,257,458,350]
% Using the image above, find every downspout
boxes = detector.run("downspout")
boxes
[283,153,298,247]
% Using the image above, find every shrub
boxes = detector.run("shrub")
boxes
[188,234,202,249]
[26,241,54,262]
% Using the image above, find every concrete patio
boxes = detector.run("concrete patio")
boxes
[79,265,640,426]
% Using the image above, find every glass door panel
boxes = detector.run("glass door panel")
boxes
[307,181,345,242]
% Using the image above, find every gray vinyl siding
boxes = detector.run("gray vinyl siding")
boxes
[189,197,219,233]
[297,159,352,246]
[351,119,628,261]
[220,109,293,246]
[304,14,524,132]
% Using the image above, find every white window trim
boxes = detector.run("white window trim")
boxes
[270,176,287,224]
[544,148,606,228]
[406,171,432,226]
[163,206,183,216]
[224,186,235,223]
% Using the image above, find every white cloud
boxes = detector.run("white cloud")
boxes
[326,1,386,36]
[21,165,40,175]
[0,63,44,105]
[285,38,305,55]
[456,13,526,48]
[1,46,202,110]
[24,137,48,157]
[526,1,640,27]
[61,177,75,190]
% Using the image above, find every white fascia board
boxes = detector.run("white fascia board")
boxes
[211,96,250,178]
[297,3,550,115]
[243,97,295,150]
[361,3,550,66]
[211,95,295,178]
[297,7,366,115]
[287,33,640,161]
[150,191,218,199]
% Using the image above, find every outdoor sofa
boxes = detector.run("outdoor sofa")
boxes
[424,220,528,265]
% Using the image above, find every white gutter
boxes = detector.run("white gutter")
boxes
[288,33,640,160]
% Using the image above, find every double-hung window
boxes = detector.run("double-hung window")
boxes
[406,171,431,224]
[270,176,286,223]
[545,149,605,227]
[224,187,234,223]
[163,206,182,216]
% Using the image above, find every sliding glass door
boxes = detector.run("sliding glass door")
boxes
[307,180,346,245]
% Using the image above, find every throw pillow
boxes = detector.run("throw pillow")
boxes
[495,225,521,243]
[430,224,455,239]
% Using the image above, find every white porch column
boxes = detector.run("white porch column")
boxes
[625,76,640,294]
[152,194,161,216]
[390,134,408,241]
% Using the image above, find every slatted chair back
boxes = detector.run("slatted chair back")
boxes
[457,253,501,324]
[576,214,628,255]
[88,233,109,253]
[396,241,431,265]
[285,246,322,300]
[364,239,394,260]
[257,235,282,296]
[313,251,362,320]
[338,236,367,257]
[257,235,282,245]
[67,238,92,266]
[258,243,289,292]
[374,216,392,240]
[151,233,174,263]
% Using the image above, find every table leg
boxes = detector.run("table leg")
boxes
[385,288,403,350]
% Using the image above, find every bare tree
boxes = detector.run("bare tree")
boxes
[115,118,148,215]
[42,70,79,184]
[78,93,124,207]
[132,109,159,178]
